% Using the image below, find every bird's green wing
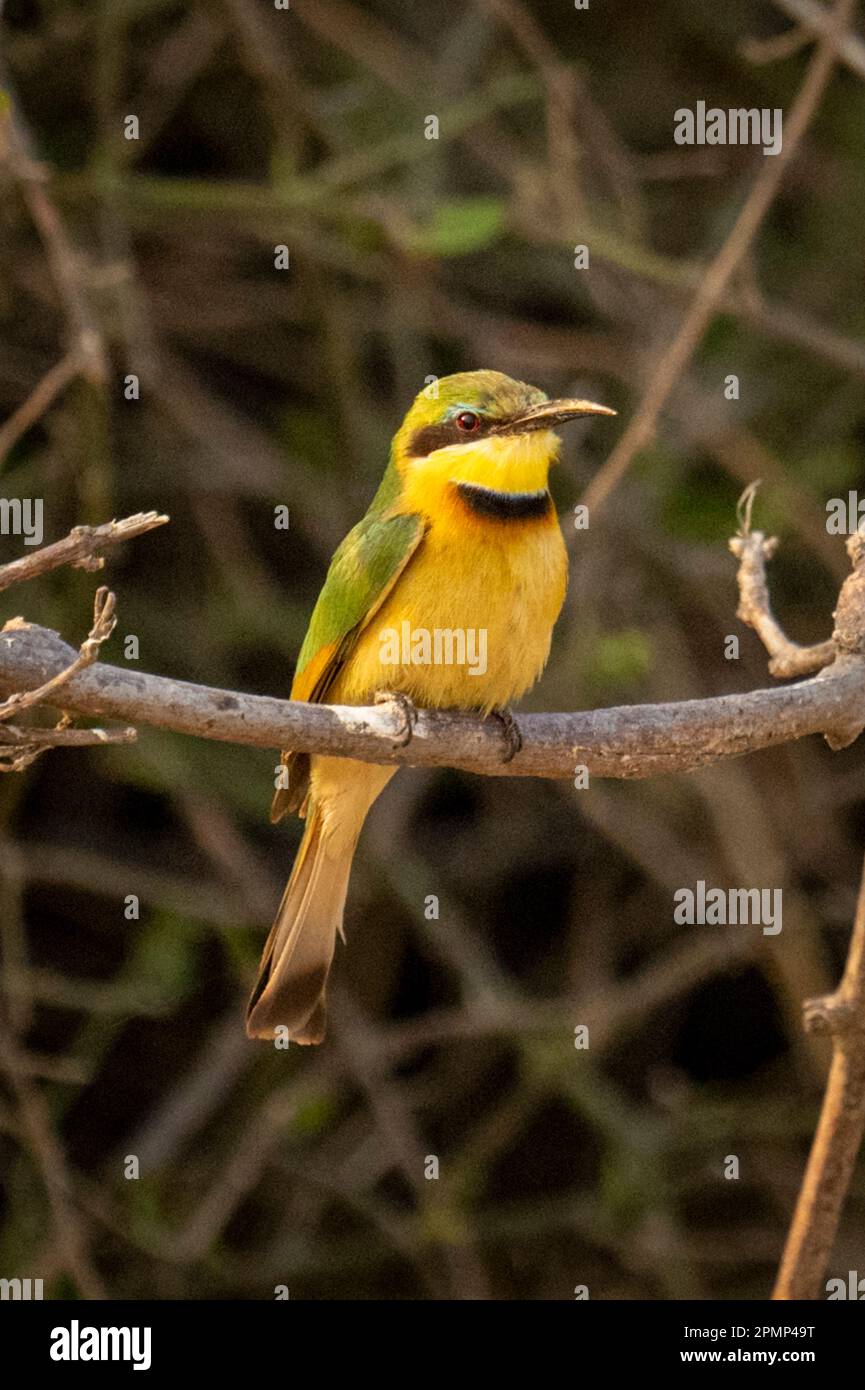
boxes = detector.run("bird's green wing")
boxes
[272,508,426,821]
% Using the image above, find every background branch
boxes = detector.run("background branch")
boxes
[582,0,856,515]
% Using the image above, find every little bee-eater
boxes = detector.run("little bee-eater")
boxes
[247,370,615,1042]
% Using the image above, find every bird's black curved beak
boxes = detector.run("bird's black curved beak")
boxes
[500,399,617,435]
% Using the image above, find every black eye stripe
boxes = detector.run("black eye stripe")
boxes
[406,404,552,458]
[408,417,490,457]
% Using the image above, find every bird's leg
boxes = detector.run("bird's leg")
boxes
[488,705,523,763]
[374,689,418,748]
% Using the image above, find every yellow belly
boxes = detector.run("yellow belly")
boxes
[332,507,567,714]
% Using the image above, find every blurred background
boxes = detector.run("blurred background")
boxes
[1,0,864,1301]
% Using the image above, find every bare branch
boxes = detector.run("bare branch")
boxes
[729,484,837,678]
[733,533,837,675]
[0,512,169,593]
[0,612,863,780]
[773,845,865,1299]
[0,502,861,785]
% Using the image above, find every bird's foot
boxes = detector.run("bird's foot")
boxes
[489,705,523,763]
[375,689,418,748]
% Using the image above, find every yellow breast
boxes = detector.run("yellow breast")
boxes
[333,430,568,713]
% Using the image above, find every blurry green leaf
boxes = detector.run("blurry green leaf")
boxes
[792,441,862,493]
[400,197,506,256]
[281,409,341,471]
[130,912,195,1005]
[599,1150,654,1229]
[293,1092,339,1137]
[587,630,653,692]
[128,1181,164,1242]
[659,465,738,542]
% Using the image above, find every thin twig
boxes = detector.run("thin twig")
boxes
[0,353,81,467]
[0,720,135,773]
[0,583,126,770]
[0,66,107,383]
[771,0,865,77]
[730,483,837,678]
[0,723,135,748]
[742,26,814,67]
[0,511,169,592]
[0,1015,105,1297]
[0,586,117,722]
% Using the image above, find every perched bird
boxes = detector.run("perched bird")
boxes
[247,369,615,1042]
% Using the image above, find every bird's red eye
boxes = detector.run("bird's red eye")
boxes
[456,411,481,432]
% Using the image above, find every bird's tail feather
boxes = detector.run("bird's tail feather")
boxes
[247,759,396,1043]
[246,804,354,1042]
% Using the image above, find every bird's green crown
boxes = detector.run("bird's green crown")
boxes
[393,370,548,461]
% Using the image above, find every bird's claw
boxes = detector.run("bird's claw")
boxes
[375,690,418,748]
[489,706,523,763]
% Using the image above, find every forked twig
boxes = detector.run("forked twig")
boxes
[730,480,837,678]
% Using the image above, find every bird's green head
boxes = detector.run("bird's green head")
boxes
[391,370,614,491]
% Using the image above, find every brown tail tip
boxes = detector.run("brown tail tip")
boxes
[245,990,328,1045]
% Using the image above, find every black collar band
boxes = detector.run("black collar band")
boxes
[454,482,552,520]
